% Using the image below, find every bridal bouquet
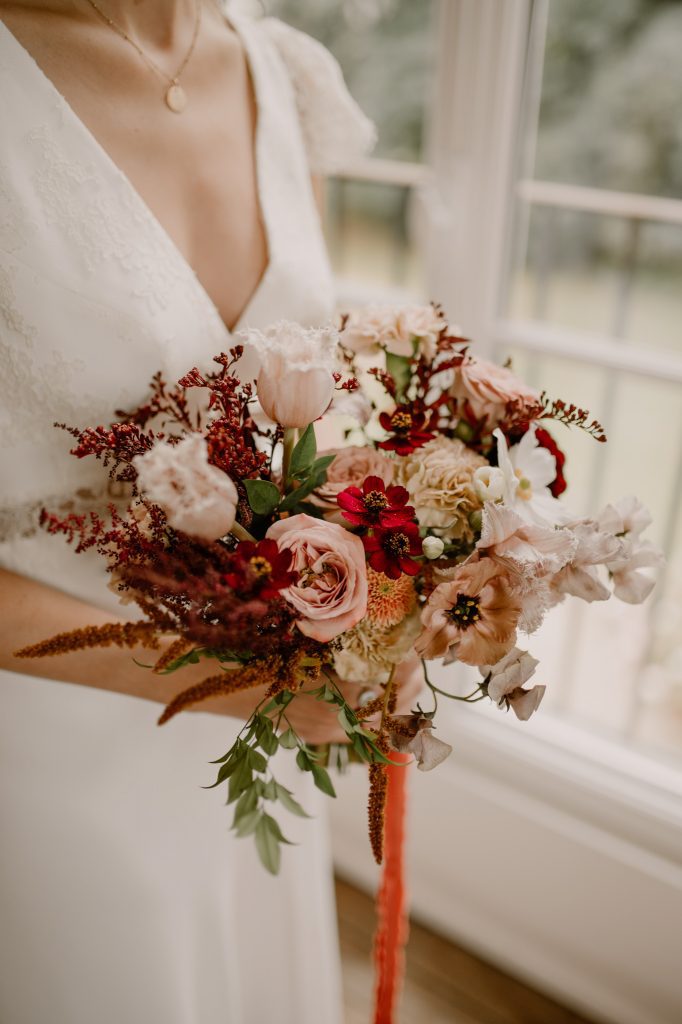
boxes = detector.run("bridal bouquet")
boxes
[17,305,661,874]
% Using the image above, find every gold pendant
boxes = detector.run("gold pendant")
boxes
[165,83,187,114]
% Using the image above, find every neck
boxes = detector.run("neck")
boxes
[83,0,205,48]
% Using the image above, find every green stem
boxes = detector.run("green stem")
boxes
[281,428,297,485]
[230,522,257,543]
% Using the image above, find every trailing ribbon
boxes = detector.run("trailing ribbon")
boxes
[372,752,410,1024]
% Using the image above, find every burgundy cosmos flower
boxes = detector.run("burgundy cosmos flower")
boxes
[224,539,297,599]
[337,475,415,529]
[378,404,438,456]
[363,523,422,580]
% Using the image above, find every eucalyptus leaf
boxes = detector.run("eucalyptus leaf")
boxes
[278,728,298,750]
[233,809,262,838]
[244,478,281,517]
[311,763,336,798]
[296,749,313,772]
[255,818,281,874]
[263,813,294,845]
[233,785,259,822]
[275,784,310,818]
[227,758,253,804]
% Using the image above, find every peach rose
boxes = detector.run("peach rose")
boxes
[266,513,368,642]
[132,435,238,541]
[451,356,540,427]
[311,445,395,524]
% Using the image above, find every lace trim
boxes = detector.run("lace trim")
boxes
[0,481,133,543]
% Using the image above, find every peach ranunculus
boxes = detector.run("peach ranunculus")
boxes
[310,445,395,523]
[415,557,521,666]
[132,434,238,542]
[241,321,339,428]
[341,304,447,359]
[395,435,487,542]
[451,355,540,427]
[266,513,368,642]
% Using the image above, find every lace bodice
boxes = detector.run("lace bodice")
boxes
[0,9,374,602]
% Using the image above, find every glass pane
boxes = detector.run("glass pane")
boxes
[264,0,438,161]
[536,0,682,199]
[324,179,424,293]
[493,346,682,762]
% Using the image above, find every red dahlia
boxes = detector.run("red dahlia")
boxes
[337,475,415,530]
[224,539,297,599]
[377,404,438,456]
[363,523,422,580]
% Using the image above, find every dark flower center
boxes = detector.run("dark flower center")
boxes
[364,490,389,513]
[384,532,410,556]
[390,411,413,435]
[447,592,481,628]
[249,555,272,577]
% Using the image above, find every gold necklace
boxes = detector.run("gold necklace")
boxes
[84,0,202,113]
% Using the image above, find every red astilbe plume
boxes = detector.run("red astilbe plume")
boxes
[378,403,438,456]
[337,477,415,530]
[57,421,157,483]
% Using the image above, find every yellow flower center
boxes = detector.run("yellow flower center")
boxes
[249,555,272,577]
[364,490,389,513]
[514,467,533,501]
[390,411,413,435]
[447,593,481,628]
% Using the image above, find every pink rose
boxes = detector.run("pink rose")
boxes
[451,356,540,427]
[311,445,395,524]
[266,514,368,642]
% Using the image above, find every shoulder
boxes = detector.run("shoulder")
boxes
[251,15,376,175]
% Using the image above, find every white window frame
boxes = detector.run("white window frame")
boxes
[327,4,682,1022]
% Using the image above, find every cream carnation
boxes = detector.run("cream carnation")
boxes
[266,513,367,642]
[451,356,540,427]
[132,435,238,541]
[333,610,421,684]
[396,435,486,542]
[341,304,446,359]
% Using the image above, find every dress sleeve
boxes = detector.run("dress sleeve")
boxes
[260,17,377,175]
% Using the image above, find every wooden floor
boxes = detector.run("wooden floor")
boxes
[336,878,594,1024]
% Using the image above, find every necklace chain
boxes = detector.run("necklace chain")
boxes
[84,0,202,111]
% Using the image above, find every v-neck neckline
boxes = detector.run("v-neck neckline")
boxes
[0,7,272,341]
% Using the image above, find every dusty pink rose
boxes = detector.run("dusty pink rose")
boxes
[341,304,446,358]
[132,435,238,541]
[451,356,540,427]
[311,445,395,524]
[266,513,368,642]
[415,557,521,666]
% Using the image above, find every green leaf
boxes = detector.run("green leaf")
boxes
[337,707,356,735]
[311,763,336,798]
[246,747,268,773]
[309,454,336,477]
[386,350,412,400]
[262,779,278,801]
[234,809,262,838]
[263,813,294,845]
[255,817,281,874]
[259,726,279,757]
[244,478,281,517]
[233,785,259,822]
[289,424,317,476]
[296,749,313,772]
[227,758,253,803]
[278,728,298,750]
[275,783,311,818]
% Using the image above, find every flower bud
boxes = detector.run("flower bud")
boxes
[473,465,506,502]
[422,535,445,559]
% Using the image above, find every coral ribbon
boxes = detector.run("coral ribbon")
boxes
[372,752,410,1024]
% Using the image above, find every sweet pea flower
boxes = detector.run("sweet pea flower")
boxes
[133,435,238,541]
[387,714,453,771]
[241,321,339,428]
[596,497,663,604]
[483,647,545,721]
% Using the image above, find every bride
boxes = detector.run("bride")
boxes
[0,2,424,1021]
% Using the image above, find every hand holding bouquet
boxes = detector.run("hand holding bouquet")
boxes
[17,306,662,874]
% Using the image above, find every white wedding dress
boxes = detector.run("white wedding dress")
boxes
[0,8,374,1023]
